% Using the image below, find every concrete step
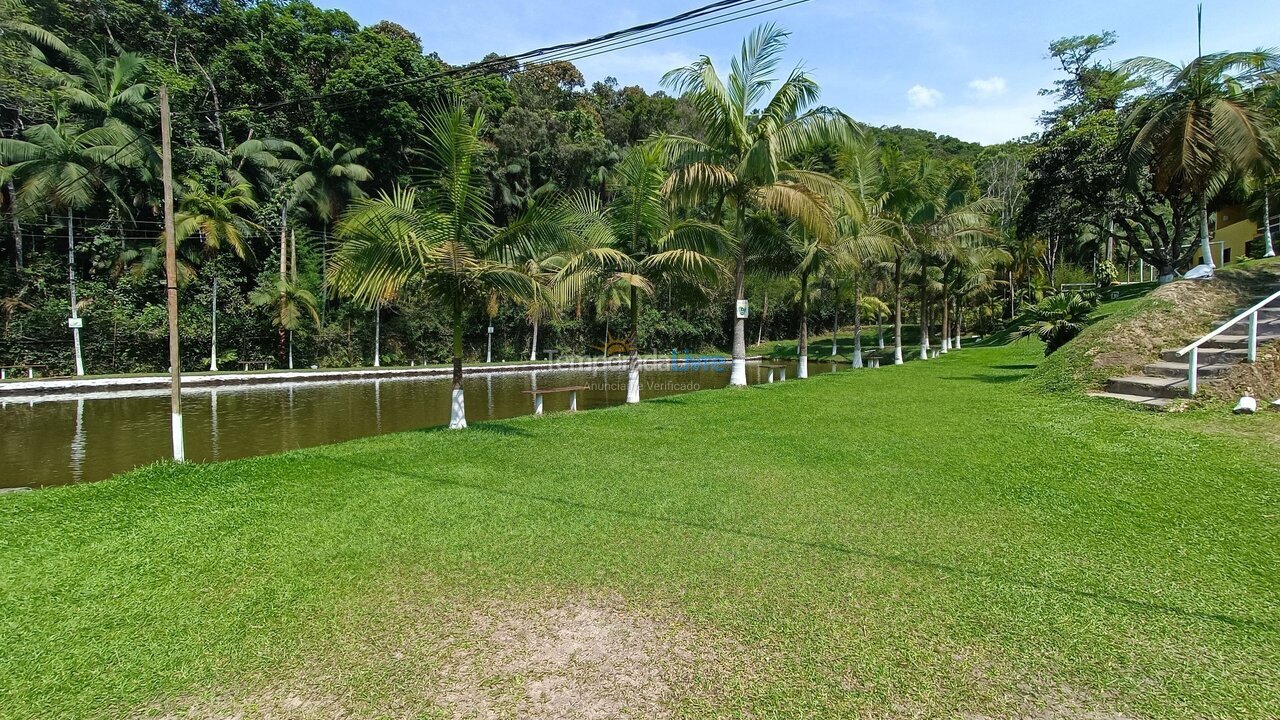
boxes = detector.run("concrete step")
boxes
[1087,391,1172,409]
[1203,333,1280,349]
[1162,347,1247,364]
[1107,375,1191,399]
[1141,361,1233,379]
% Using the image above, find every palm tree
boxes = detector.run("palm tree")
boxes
[1122,47,1279,270]
[174,181,259,371]
[249,276,319,368]
[558,142,724,401]
[880,151,995,363]
[662,24,860,385]
[330,103,566,429]
[290,133,371,318]
[0,107,144,375]
[57,50,155,130]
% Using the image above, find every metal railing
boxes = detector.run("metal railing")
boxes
[1175,287,1280,395]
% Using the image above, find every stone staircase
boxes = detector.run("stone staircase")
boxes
[1089,301,1280,408]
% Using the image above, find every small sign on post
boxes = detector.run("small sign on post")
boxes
[735,299,749,319]
[67,317,83,329]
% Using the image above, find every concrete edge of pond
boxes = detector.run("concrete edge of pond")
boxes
[0,355,768,401]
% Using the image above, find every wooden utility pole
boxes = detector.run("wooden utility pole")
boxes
[160,85,185,462]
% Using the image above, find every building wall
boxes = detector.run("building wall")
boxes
[1190,206,1258,266]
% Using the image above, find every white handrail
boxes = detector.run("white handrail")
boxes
[1175,286,1280,395]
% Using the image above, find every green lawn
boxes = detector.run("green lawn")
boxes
[2,340,1278,719]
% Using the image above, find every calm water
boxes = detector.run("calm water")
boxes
[0,359,839,488]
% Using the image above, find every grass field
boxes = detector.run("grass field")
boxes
[2,336,1278,718]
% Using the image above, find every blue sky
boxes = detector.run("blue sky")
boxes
[318,0,1280,145]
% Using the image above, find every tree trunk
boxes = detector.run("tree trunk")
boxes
[209,275,218,371]
[918,271,929,361]
[830,296,839,356]
[7,180,21,270]
[1264,193,1275,258]
[797,270,809,379]
[373,305,381,367]
[627,285,640,403]
[529,315,539,361]
[1200,193,1214,268]
[449,297,467,429]
[877,311,884,349]
[940,277,950,354]
[756,289,768,345]
[852,272,863,368]
[288,330,294,369]
[67,210,84,376]
[893,257,904,365]
[953,297,963,349]
[729,208,747,386]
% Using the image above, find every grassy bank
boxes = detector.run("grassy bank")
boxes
[1030,259,1280,396]
[2,341,1278,719]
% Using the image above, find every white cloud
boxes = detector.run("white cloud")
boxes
[906,84,943,109]
[968,76,1008,98]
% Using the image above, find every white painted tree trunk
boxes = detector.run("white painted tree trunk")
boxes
[798,355,808,379]
[529,317,539,361]
[626,362,640,404]
[1200,194,1215,269]
[486,323,493,362]
[730,241,747,387]
[373,307,381,367]
[877,314,884,349]
[1264,193,1275,258]
[449,387,467,429]
[288,331,294,369]
[209,276,219,371]
[67,211,84,376]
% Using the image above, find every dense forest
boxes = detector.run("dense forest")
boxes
[1,0,1277,379]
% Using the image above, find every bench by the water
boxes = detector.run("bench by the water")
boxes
[0,364,48,379]
[523,385,588,415]
[759,363,787,383]
[240,359,273,371]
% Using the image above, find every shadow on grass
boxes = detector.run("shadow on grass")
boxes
[943,373,1027,384]
[317,454,1275,633]
[407,422,534,437]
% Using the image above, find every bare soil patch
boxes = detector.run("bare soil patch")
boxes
[138,591,721,720]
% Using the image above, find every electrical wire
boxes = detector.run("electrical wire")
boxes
[185,0,809,117]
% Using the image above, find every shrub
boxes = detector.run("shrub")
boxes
[1013,292,1099,355]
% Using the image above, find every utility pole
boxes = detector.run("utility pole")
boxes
[160,85,185,462]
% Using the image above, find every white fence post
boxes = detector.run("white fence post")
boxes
[1187,346,1198,396]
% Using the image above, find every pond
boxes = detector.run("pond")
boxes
[0,358,846,488]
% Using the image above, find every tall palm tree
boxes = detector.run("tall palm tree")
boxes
[290,133,371,307]
[558,142,724,402]
[330,103,566,429]
[1122,47,1279,270]
[662,24,860,385]
[174,181,259,371]
[0,107,144,375]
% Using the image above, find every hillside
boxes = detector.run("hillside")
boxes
[1029,258,1280,403]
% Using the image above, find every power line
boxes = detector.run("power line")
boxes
[186,0,805,117]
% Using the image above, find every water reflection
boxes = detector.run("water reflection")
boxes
[0,359,822,488]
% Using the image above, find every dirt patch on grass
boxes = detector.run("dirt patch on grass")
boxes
[435,597,703,719]
[961,684,1139,720]
[139,592,723,720]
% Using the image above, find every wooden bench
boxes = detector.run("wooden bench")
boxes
[523,385,588,415]
[240,359,273,371]
[0,364,48,379]
[758,363,787,383]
